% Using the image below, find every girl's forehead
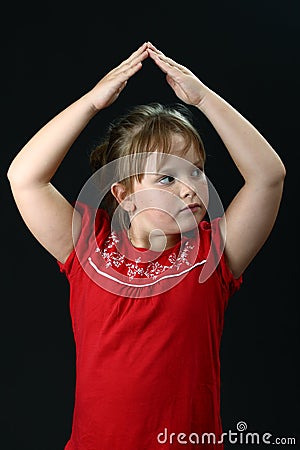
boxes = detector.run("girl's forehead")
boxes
[143,146,202,174]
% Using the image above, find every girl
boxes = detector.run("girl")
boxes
[7,42,285,449]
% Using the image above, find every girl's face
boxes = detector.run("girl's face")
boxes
[124,135,208,250]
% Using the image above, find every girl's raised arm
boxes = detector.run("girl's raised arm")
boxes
[148,43,286,278]
[7,43,149,263]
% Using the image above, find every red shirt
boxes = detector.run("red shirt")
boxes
[58,202,242,450]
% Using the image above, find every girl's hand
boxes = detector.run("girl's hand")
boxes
[147,42,210,107]
[87,42,149,111]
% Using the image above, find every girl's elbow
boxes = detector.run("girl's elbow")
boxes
[278,158,286,180]
[267,160,286,187]
[275,162,286,187]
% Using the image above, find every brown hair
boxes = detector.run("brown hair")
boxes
[89,102,206,227]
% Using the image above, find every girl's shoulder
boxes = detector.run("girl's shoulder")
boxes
[57,201,111,276]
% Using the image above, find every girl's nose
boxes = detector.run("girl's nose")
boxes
[178,180,195,199]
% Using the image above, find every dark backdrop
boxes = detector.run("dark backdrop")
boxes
[2,1,299,449]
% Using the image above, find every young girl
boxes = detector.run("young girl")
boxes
[7,42,285,449]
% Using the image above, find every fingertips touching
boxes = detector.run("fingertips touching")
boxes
[147,42,165,55]
[147,41,156,48]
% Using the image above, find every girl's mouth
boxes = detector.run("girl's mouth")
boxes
[180,203,201,213]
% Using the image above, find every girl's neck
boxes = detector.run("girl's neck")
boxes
[127,226,181,252]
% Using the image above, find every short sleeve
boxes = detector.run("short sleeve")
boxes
[57,202,110,278]
[199,217,243,298]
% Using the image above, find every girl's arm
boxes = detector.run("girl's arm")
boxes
[7,43,149,263]
[148,43,286,278]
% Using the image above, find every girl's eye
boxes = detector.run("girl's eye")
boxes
[191,167,203,177]
[159,175,175,185]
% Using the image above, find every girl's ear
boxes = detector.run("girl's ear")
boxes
[111,183,136,212]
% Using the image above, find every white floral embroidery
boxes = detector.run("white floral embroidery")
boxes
[97,232,195,281]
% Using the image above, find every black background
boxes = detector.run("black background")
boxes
[2,1,299,449]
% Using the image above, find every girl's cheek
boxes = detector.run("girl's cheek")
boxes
[135,189,167,206]
[195,182,209,206]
